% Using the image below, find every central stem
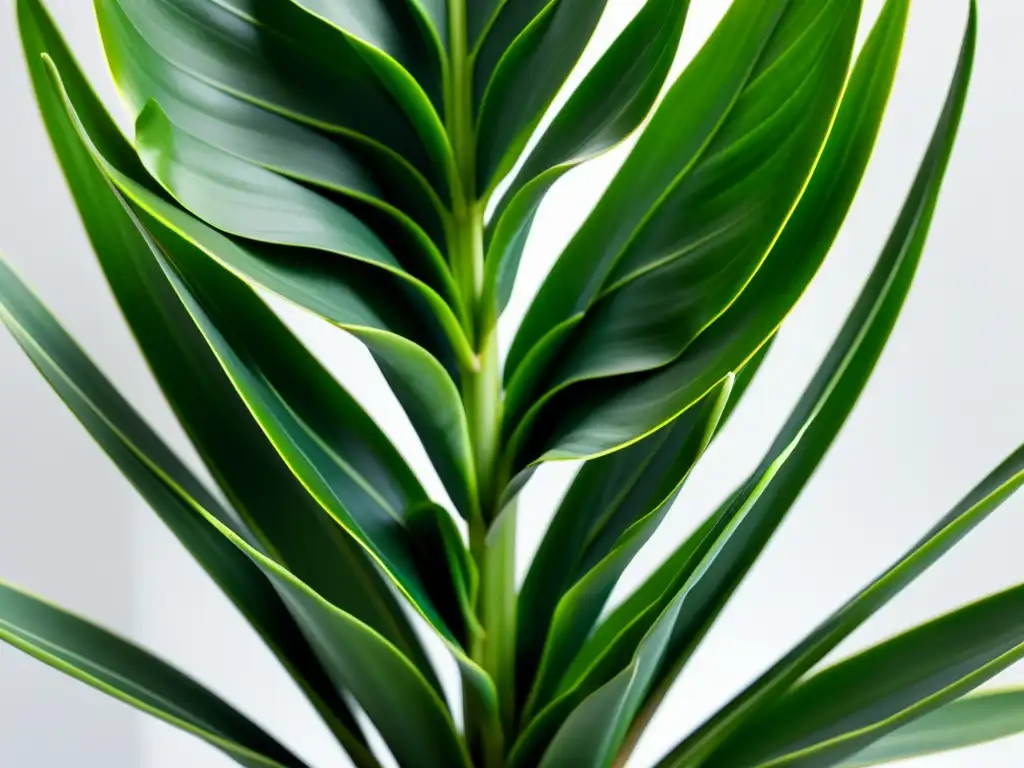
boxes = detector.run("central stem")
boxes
[447,4,517,766]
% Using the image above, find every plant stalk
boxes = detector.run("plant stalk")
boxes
[448,3,516,765]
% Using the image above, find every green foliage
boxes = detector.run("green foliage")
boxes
[4,1,1022,767]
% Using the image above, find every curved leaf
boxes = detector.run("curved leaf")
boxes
[96,0,449,247]
[516,378,732,720]
[0,249,376,767]
[47,62,479,522]
[707,583,1024,767]
[485,0,690,313]
[506,0,946,469]
[839,688,1024,767]
[506,0,861,442]
[0,253,471,768]
[510,406,806,768]
[474,0,608,192]
[0,581,308,768]
[99,0,450,192]
[133,102,473,365]
[506,0,789,379]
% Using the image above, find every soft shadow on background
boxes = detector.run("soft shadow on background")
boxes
[2,1,1023,766]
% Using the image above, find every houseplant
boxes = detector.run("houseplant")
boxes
[3,0,1024,765]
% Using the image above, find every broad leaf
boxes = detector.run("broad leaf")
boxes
[484,0,690,315]
[706,583,1024,767]
[133,102,472,361]
[507,0,944,468]
[0,581,308,768]
[839,688,1024,767]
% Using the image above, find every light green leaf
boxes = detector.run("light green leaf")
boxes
[0,581,308,768]
[485,0,691,313]
[839,689,1024,767]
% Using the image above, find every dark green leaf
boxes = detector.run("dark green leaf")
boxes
[485,0,691,313]
[506,0,861,445]
[96,0,449,247]
[0,581,308,768]
[0,254,471,768]
[133,102,473,367]
[474,0,609,192]
[506,0,932,470]
[516,378,733,720]
[98,0,451,192]
[0,249,376,768]
[707,583,1024,767]
[48,61,479,522]
[839,688,1024,767]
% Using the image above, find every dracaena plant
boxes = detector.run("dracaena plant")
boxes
[3,0,1024,766]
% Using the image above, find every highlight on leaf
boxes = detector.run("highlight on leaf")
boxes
[5,0,1018,767]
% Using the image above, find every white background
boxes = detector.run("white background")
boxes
[2,0,1024,766]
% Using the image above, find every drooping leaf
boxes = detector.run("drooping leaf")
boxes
[96,0,449,247]
[0,581,309,768]
[516,378,733,718]
[0,254,470,768]
[706,583,1024,767]
[839,688,1024,767]
[0,250,377,768]
[133,102,472,363]
[474,0,609,193]
[484,0,691,313]
[97,0,451,193]
[46,59,480,522]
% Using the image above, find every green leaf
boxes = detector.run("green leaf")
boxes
[133,102,473,366]
[46,60,479,523]
[506,0,861,453]
[516,378,733,720]
[98,0,451,193]
[706,583,1024,768]
[0,254,470,768]
[96,0,449,247]
[0,581,308,768]
[605,0,918,732]
[282,0,447,108]
[484,0,691,313]
[510,407,807,768]
[653,7,979,761]
[0,250,376,768]
[506,0,927,469]
[839,688,1024,767]
[474,0,609,193]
